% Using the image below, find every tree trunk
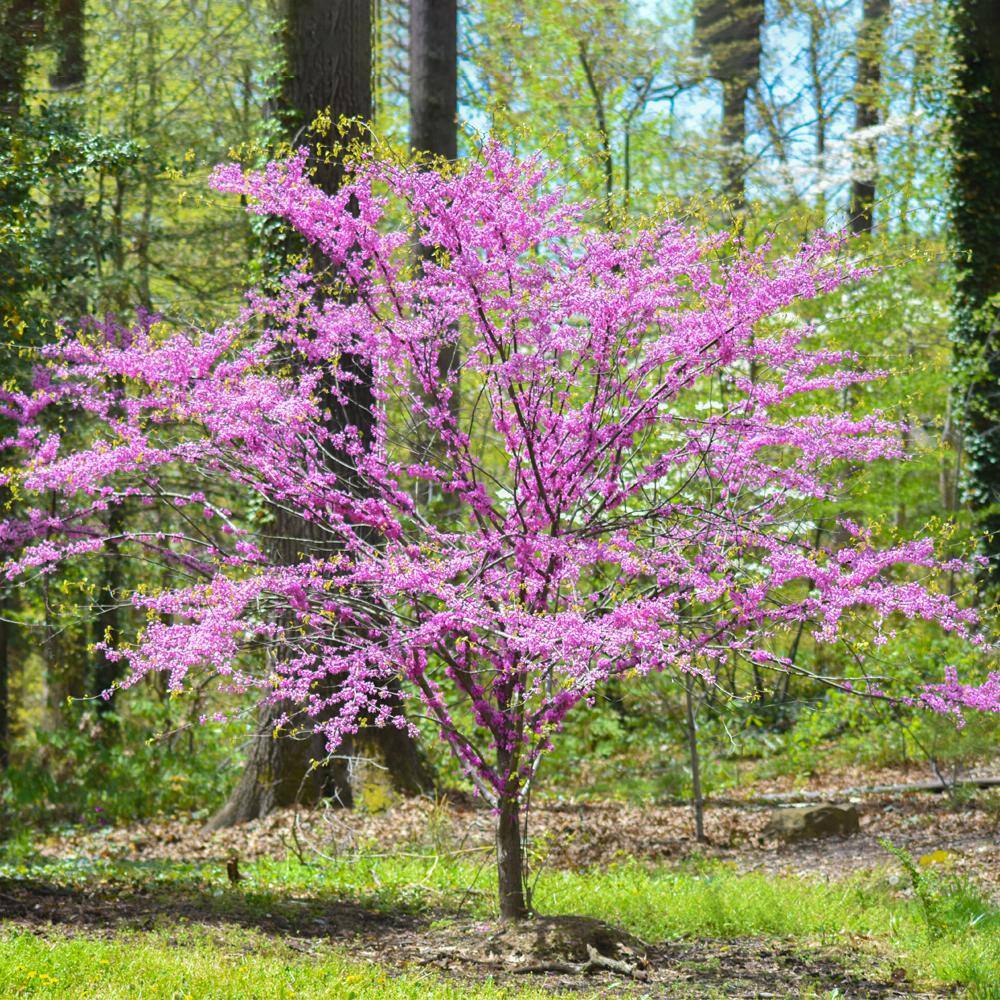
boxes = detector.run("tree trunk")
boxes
[0,0,40,118]
[684,673,706,843]
[0,597,9,769]
[497,788,529,922]
[578,39,614,227]
[211,0,431,828]
[47,0,87,315]
[409,0,457,160]
[204,697,352,831]
[49,0,84,91]
[807,6,827,219]
[694,0,764,208]
[279,0,372,193]
[0,1,42,767]
[409,0,459,504]
[721,79,748,207]
[950,0,1000,586]
[849,0,890,235]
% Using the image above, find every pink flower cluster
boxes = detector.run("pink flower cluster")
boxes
[1,145,994,805]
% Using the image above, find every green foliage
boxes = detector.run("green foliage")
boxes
[878,836,998,961]
[0,103,142,336]
[0,692,241,832]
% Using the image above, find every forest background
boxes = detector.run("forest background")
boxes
[0,0,996,856]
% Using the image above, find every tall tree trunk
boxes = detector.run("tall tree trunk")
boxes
[0,0,39,118]
[807,5,827,220]
[684,673,706,843]
[720,79,749,206]
[409,0,459,504]
[279,0,373,194]
[210,0,431,829]
[694,0,764,208]
[578,40,614,227]
[849,0,890,235]
[0,0,42,770]
[409,0,457,160]
[49,0,84,90]
[48,0,87,317]
[135,18,156,312]
[950,0,1000,585]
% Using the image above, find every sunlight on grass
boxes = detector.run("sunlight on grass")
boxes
[538,861,1000,994]
[2,851,997,996]
[0,928,557,1000]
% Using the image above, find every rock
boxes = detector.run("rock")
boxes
[762,802,860,842]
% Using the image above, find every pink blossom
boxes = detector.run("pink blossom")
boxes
[0,144,993,810]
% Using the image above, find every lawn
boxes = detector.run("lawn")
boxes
[1,839,997,997]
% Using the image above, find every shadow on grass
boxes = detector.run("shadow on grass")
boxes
[0,871,923,998]
[0,872,415,940]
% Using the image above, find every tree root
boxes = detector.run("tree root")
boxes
[513,944,648,980]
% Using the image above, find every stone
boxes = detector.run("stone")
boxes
[762,802,860,842]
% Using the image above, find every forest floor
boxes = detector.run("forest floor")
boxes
[1,762,998,997]
[34,761,1000,900]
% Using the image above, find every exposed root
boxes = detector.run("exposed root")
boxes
[486,914,649,980]
[513,943,649,980]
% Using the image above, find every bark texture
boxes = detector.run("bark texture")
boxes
[409,0,457,160]
[849,0,890,234]
[409,0,459,501]
[694,0,764,206]
[49,0,84,91]
[204,703,352,831]
[0,0,40,117]
[950,0,1000,585]
[497,789,529,921]
[280,0,372,193]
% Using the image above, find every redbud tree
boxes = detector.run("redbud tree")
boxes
[2,146,996,920]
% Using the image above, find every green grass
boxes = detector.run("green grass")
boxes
[0,927,556,999]
[1,850,998,998]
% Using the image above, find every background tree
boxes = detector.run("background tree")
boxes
[209,0,432,829]
[467,0,695,223]
[849,0,890,233]
[694,0,765,206]
[0,0,42,769]
[950,0,1000,585]
[409,0,457,160]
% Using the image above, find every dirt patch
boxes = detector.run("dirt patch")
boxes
[0,876,407,940]
[0,880,931,997]
[367,922,927,997]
